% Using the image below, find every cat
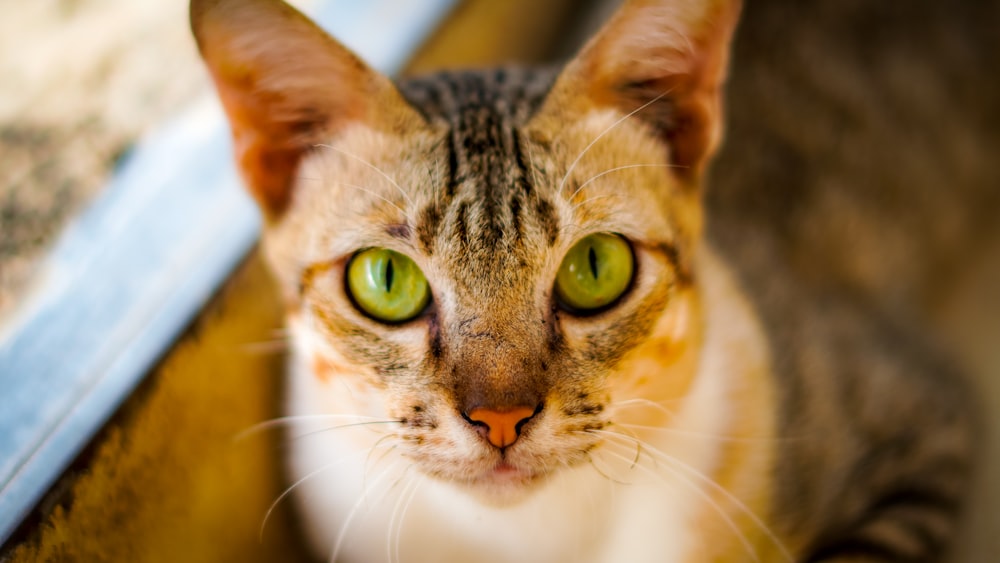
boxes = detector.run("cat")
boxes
[190,0,978,561]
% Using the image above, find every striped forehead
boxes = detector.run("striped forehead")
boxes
[398,68,561,270]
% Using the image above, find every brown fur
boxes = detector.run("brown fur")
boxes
[192,0,981,560]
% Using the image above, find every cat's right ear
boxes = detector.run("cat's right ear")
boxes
[535,0,741,184]
[190,0,423,219]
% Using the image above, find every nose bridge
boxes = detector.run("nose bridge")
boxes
[454,297,529,340]
[449,311,546,413]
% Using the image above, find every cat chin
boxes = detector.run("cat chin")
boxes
[453,477,547,508]
[434,463,554,508]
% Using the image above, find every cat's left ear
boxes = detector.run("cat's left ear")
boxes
[190,0,425,219]
[536,0,741,183]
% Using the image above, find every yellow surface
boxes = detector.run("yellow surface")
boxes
[6,253,311,562]
[404,0,578,72]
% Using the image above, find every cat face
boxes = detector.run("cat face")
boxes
[191,0,739,502]
[265,103,699,500]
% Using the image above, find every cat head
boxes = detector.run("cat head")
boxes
[192,0,740,501]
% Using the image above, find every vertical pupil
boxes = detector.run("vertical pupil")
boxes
[588,246,599,280]
[385,258,395,292]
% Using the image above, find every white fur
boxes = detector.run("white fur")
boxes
[285,244,771,563]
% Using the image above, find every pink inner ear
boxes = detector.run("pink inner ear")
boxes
[235,133,302,218]
[208,45,343,218]
[548,0,741,181]
[205,40,353,217]
[192,0,413,219]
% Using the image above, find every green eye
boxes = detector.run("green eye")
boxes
[555,233,634,313]
[347,248,430,323]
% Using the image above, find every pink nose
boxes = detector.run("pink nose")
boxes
[465,406,538,448]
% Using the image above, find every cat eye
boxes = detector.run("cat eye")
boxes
[346,248,430,323]
[555,233,634,313]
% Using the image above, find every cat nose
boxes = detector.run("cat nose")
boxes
[463,405,540,449]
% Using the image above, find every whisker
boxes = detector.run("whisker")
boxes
[582,429,644,470]
[291,420,402,443]
[600,431,793,562]
[599,443,762,563]
[557,89,674,196]
[569,163,684,202]
[586,451,634,485]
[333,180,411,220]
[258,447,375,543]
[329,461,407,563]
[389,474,423,563]
[385,474,409,563]
[568,194,616,216]
[315,144,414,208]
[556,223,589,239]
[380,464,419,563]
[235,414,394,441]
[655,452,793,562]
[609,397,683,412]
[363,436,399,507]
[562,207,630,238]
[614,422,797,444]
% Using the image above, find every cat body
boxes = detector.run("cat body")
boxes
[191,0,977,561]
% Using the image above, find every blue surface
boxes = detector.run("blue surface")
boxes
[0,0,457,546]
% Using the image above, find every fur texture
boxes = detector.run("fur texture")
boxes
[191,0,978,561]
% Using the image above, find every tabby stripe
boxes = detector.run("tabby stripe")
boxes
[298,260,336,297]
[656,241,691,286]
[509,193,523,239]
[807,537,909,562]
[427,313,443,360]
[807,490,957,562]
[445,129,459,198]
[417,203,441,254]
[535,197,559,246]
[454,200,469,248]
[511,130,532,196]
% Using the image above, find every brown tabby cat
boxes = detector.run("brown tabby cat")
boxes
[191,0,978,561]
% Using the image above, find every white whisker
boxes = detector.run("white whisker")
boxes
[316,144,414,208]
[569,163,683,202]
[334,180,411,220]
[235,414,392,441]
[259,447,373,543]
[615,422,795,444]
[556,223,589,239]
[568,194,616,215]
[586,451,635,486]
[390,474,422,563]
[599,443,762,563]
[557,90,674,196]
[329,461,406,563]
[291,420,401,443]
[363,437,399,508]
[609,397,683,413]
[600,431,793,562]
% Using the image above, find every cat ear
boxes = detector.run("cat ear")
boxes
[539,0,741,182]
[190,0,424,219]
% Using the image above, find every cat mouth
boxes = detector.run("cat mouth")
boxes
[469,460,543,488]
[491,461,528,478]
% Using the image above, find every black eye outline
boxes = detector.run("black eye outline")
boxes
[553,232,636,317]
[344,248,433,325]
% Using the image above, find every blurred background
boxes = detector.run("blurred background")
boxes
[0,0,996,561]
[0,0,204,318]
